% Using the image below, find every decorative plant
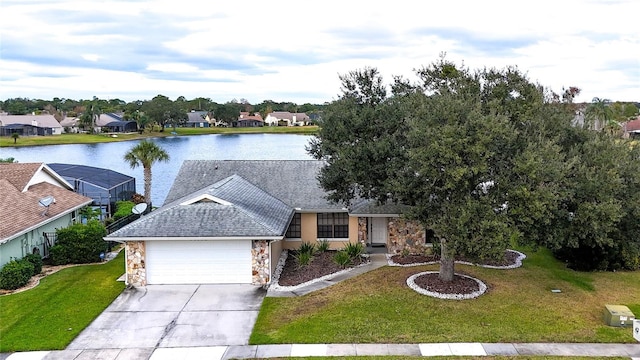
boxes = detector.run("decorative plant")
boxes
[297,242,316,256]
[343,242,364,258]
[295,251,313,268]
[317,239,330,252]
[333,250,352,267]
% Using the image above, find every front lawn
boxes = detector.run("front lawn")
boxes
[0,252,125,352]
[251,248,640,344]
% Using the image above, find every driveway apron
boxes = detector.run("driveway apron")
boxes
[67,284,265,350]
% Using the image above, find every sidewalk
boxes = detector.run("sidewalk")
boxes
[2,342,639,359]
[3,253,639,359]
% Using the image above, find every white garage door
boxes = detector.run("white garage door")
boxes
[145,240,252,284]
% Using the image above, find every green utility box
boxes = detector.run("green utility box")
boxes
[604,305,635,327]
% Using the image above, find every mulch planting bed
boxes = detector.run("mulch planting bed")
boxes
[391,249,521,267]
[413,272,480,294]
[277,251,368,287]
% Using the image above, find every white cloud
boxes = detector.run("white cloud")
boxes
[0,0,638,103]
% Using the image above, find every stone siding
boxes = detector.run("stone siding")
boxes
[252,240,270,285]
[125,241,146,286]
[388,219,427,254]
[358,217,367,246]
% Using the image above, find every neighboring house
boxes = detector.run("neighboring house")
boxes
[186,111,212,128]
[59,116,81,133]
[0,114,63,136]
[0,163,93,267]
[622,117,640,139]
[96,113,137,133]
[233,112,264,127]
[107,160,426,287]
[264,111,311,126]
[47,163,136,217]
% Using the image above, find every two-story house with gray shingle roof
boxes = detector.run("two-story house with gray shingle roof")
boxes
[106,160,427,287]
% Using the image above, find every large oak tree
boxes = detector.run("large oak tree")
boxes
[308,59,576,281]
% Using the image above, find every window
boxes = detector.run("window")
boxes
[317,213,349,239]
[286,213,301,238]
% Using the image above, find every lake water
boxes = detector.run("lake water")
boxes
[1,134,314,205]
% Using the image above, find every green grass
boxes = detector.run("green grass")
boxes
[0,252,125,352]
[0,126,318,147]
[256,357,628,360]
[251,248,640,345]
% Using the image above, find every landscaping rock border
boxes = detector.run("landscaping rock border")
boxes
[407,271,488,300]
[388,249,527,269]
[268,250,370,292]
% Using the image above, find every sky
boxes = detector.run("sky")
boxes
[0,0,638,105]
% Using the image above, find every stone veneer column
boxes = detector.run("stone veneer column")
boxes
[252,240,270,285]
[358,217,368,246]
[387,219,426,254]
[125,241,146,286]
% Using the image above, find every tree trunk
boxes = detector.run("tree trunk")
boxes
[144,166,152,210]
[439,237,455,282]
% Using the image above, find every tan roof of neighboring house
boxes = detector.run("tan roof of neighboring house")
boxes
[0,162,43,192]
[0,163,91,242]
[60,117,80,127]
[0,114,62,128]
[0,180,92,243]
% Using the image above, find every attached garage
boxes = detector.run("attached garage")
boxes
[145,240,252,284]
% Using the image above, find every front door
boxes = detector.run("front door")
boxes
[370,217,388,247]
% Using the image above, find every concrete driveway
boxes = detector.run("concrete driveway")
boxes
[67,284,265,350]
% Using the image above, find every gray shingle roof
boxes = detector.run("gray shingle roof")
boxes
[108,174,294,239]
[164,160,344,210]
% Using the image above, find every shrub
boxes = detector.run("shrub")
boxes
[112,201,135,220]
[297,242,316,256]
[51,220,108,265]
[317,239,330,252]
[343,242,364,259]
[22,253,43,275]
[294,251,313,268]
[49,245,69,265]
[0,260,34,290]
[333,251,352,267]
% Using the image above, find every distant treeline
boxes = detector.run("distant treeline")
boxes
[0,96,327,123]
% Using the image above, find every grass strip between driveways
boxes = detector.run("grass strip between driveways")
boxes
[250,248,640,345]
[0,251,125,352]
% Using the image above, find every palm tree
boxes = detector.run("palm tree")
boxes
[585,97,612,131]
[123,140,169,210]
[11,132,19,144]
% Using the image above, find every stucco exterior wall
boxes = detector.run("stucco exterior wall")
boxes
[0,214,72,267]
[269,239,283,279]
[283,212,357,250]
[299,213,317,243]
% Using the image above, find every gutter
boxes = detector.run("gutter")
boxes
[0,199,93,245]
[104,235,284,243]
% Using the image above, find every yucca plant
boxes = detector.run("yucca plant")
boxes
[343,242,364,259]
[297,242,316,256]
[295,251,313,268]
[333,250,352,267]
[317,239,330,252]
